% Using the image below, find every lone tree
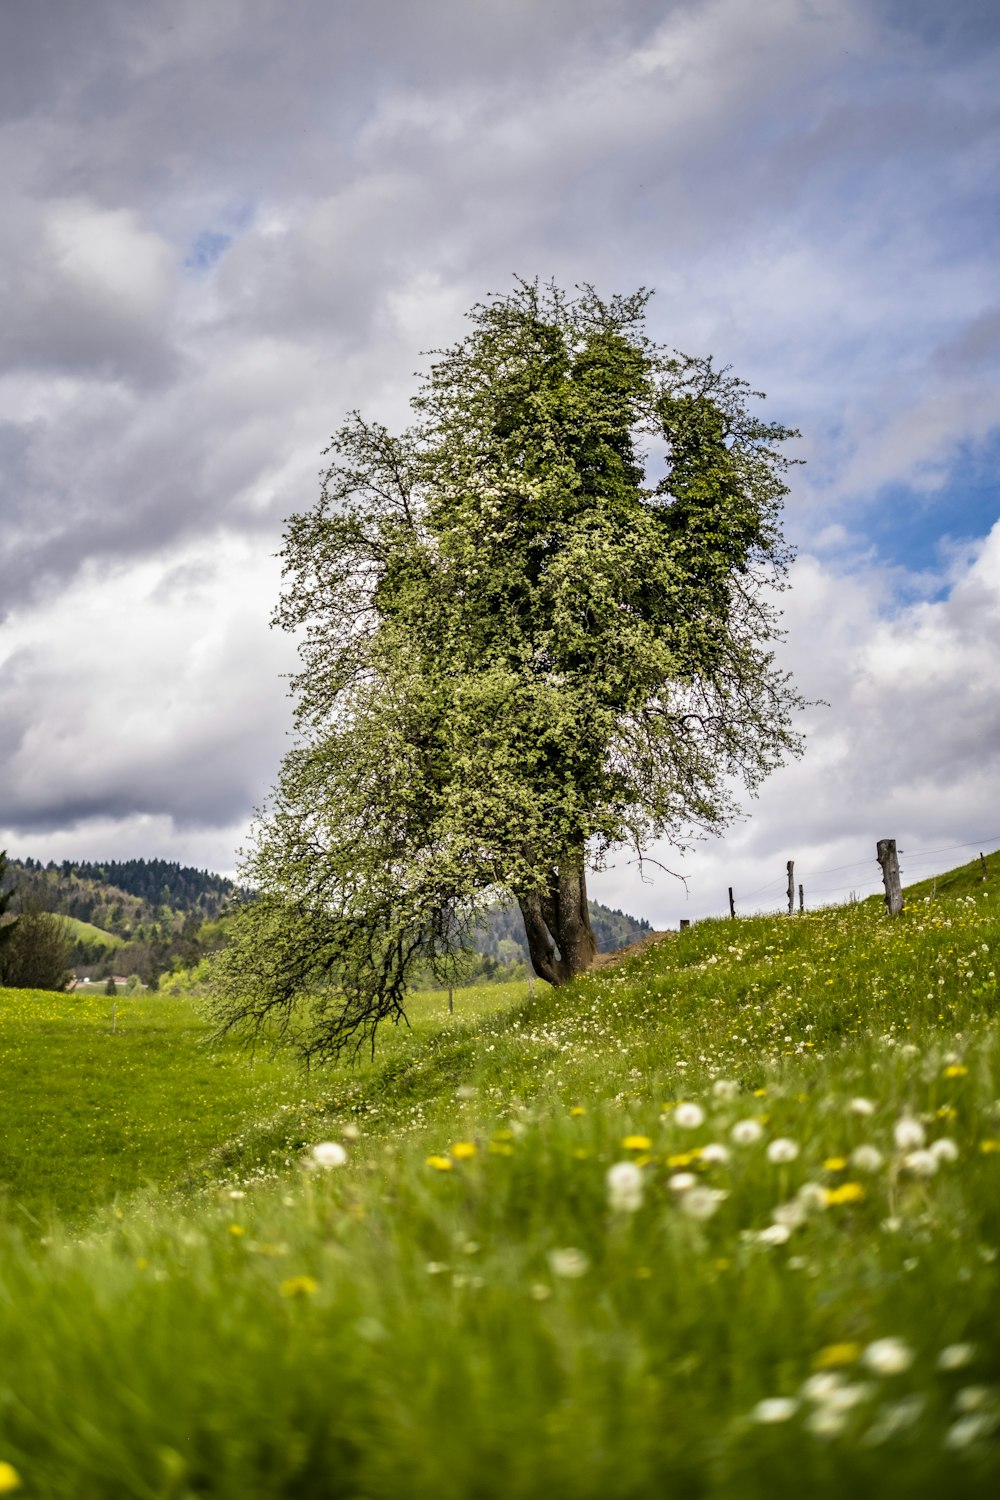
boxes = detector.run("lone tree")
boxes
[213,281,804,1061]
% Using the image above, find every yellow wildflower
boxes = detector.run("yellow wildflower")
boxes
[450,1141,477,1160]
[489,1141,514,1156]
[622,1135,652,1151]
[134,1256,149,1270]
[279,1275,318,1298]
[823,1157,848,1172]
[569,1106,586,1117]
[980,1139,1000,1154]
[667,1152,697,1168]
[753,1088,767,1098]
[824,1182,865,1206]
[815,1342,861,1368]
[573,1148,590,1160]
[227,1224,245,1237]
[944,1065,968,1078]
[0,1461,21,1494]
[937,1105,957,1120]
[426,1154,453,1171]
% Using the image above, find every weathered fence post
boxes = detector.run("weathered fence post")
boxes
[679,918,690,931]
[448,985,453,1015]
[786,860,795,915]
[798,882,804,914]
[876,838,903,916]
[981,852,988,881]
[728,886,736,919]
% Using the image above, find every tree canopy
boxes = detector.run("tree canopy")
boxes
[212,281,804,1061]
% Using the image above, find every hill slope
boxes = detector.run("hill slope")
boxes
[0,860,998,1497]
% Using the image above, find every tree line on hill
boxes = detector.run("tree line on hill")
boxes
[0,850,653,993]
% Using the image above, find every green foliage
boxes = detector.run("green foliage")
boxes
[0,874,999,1495]
[0,900,71,991]
[0,850,17,955]
[214,280,804,1059]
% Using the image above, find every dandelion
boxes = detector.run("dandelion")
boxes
[426,1155,453,1171]
[981,1139,1000,1153]
[751,1397,798,1423]
[937,1343,976,1371]
[679,1186,726,1221]
[823,1157,847,1172]
[824,1182,865,1206]
[930,1137,959,1163]
[622,1134,652,1151]
[850,1145,883,1173]
[548,1247,589,1279]
[903,1149,938,1177]
[796,1182,829,1212]
[606,1161,644,1212]
[944,1064,968,1078]
[773,1200,806,1229]
[862,1337,914,1376]
[767,1138,799,1164]
[667,1172,697,1193]
[279,1275,318,1298]
[757,1223,791,1246]
[309,1141,347,1169]
[712,1079,740,1101]
[674,1103,705,1129]
[806,1405,847,1437]
[894,1116,925,1151]
[813,1344,861,1370]
[341,1124,361,1142]
[731,1118,764,1146]
[850,1097,876,1116]
[569,1106,586,1116]
[228,1188,246,1200]
[227,1224,245,1237]
[450,1141,477,1160]
[700,1142,730,1164]
[944,1413,998,1449]
[0,1463,20,1494]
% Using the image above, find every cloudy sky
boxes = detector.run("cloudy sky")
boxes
[1,0,998,925]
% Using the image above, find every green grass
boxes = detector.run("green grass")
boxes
[62,915,123,948]
[0,875,999,1496]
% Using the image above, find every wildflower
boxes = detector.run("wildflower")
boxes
[850,1145,883,1173]
[850,1098,876,1116]
[773,1200,806,1229]
[937,1105,957,1120]
[425,1261,449,1275]
[622,1134,652,1151]
[945,1413,999,1449]
[606,1161,644,1212]
[823,1157,847,1172]
[754,1088,768,1097]
[279,1275,318,1298]
[937,1343,976,1371]
[450,1141,477,1160]
[861,1394,924,1446]
[893,1116,925,1151]
[309,1141,347,1169]
[757,1223,791,1246]
[529,1282,551,1300]
[679,1185,726,1221]
[712,1079,739,1101]
[862,1337,914,1376]
[674,1103,705,1129]
[0,1463,20,1494]
[981,1139,1000,1153]
[667,1172,698,1193]
[796,1182,829,1212]
[903,1149,938,1177]
[425,1155,453,1171]
[751,1397,798,1423]
[824,1182,865,1206]
[900,1044,920,1059]
[227,1224,245,1237]
[731,1118,764,1146]
[228,1188,246,1200]
[341,1124,360,1141]
[548,1247,589,1279]
[806,1405,847,1437]
[569,1106,586,1116]
[930,1137,959,1163]
[700,1142,730,1164]
[767,1138,799,1164]
[944,1064,968,1078]
[814,1344,861,1370]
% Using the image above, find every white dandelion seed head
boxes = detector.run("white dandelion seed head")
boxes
[850,1145,884,1173]
[944,1413,999,1450]
[937,1343,976,1372]
[712,1079,740,1101]
[674,1102,705,1129]
[679,1185,726,1220]
[757,1223,792,1246]
[667,1172,698,1193]
[767,1137,799,1164]
[548,1247,590,1279]
[700,1142,730,1165]
[796,1182,829,1212]
[849,1097,876,1116]
[805,1405,848,1437]
[773,1200,807,1229]
[903,1149,938,1178]
[751,1397,798,1424]
[893,1116,925,1151]
[802,1373,844,1402]
[862,1337,914,1376]
[341,1124,361,1142]
[606,1160,644,1213]
[930,1137,959,1163]
[309,1141,347,1169]
[731,1118,764,1146]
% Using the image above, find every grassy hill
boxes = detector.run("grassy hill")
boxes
[0,859,998,1496]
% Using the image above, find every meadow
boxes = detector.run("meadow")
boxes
[0,865,998,1497]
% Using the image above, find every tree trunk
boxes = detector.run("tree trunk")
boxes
[518,852,598,986]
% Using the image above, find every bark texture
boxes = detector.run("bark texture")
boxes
[518,854,598,986]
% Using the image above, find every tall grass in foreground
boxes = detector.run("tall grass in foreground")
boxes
[0,873,999,1497]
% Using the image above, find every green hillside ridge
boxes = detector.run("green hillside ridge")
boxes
[0,858,998,1497]
[61,915,123,950]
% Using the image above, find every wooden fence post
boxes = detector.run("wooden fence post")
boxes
[798,882,804,914]
[787,860,795,915]
[876,838,903,916]
[981,852,988,881]
[728,887,736,919]
[679,918,690,931]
